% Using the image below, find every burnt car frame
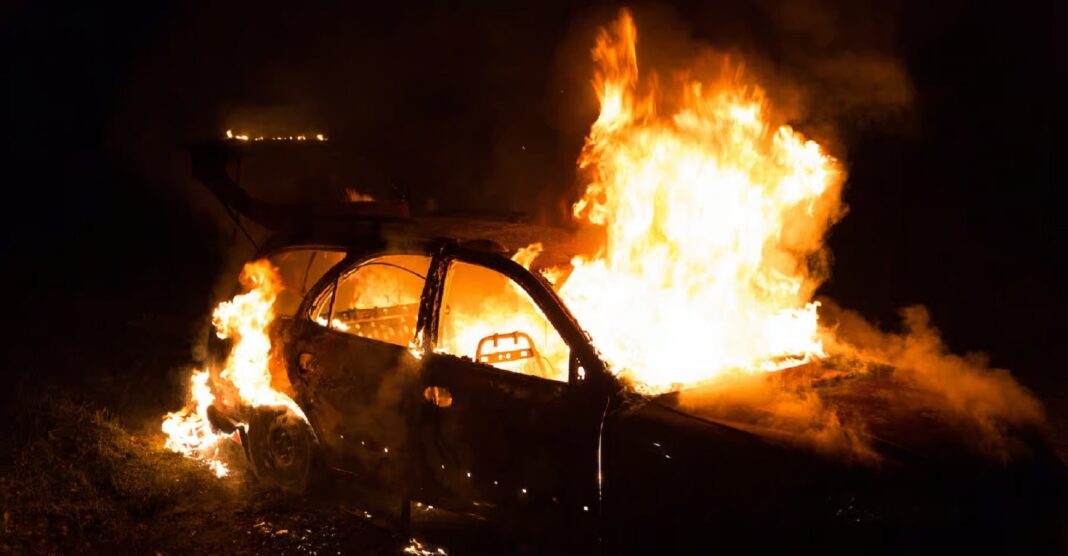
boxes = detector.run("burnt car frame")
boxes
[264,237,609,514]
[191,143,1065,553]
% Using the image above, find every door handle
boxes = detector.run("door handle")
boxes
[423,386,453,408]
[298,352,319,373]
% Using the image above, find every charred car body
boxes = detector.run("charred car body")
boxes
[191,143,1065,553]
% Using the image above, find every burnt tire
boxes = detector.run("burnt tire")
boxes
[246,405,319,494]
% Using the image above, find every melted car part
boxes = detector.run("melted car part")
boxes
[476,331,539,365]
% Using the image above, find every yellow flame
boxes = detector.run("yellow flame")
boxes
[161,370,229,476]
[511,242,544,270]
[223,130,327,142]
[212,261,306,417]
[162,260,305,475]
[558,11,844,392]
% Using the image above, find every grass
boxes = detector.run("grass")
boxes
[0,390,402,555]
[0,395,226,553]
[0,272,403,554]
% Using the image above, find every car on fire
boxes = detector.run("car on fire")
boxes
[190,143,1065,553]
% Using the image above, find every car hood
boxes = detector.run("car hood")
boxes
[601,375,1066,551]
[650,362,1060,467]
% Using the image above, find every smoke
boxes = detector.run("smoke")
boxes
[677,300,1045,463]
[756,0,915,149]
[574,6,1044,464]
[820,300,1044,459]
[552,3,915,159]
[677,371,879,464]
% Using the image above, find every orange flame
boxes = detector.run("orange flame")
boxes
[162,260,304,476]
[161,369,228,476]
[559,11,845,392]
[224,129,327,142]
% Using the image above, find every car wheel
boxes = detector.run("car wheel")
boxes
[246,405,319,494]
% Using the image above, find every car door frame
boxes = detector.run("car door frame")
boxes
[416,242,608,381]
[285,239,438,490]
[411,241,615,526]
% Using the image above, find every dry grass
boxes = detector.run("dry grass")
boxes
[0,392,404,555]
[0,396,226,553]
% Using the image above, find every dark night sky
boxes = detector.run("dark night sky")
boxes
[3,1,1062,384]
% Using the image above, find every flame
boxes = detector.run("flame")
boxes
[161,370,229,476]
[511,242,544,270]
[212,260,305,416]
[403,537,448,555]
[558,11,844,392]
[223,130,327,142]
[162,260,305,475]
[345,188,375,202]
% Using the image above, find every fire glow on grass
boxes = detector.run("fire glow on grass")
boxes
[557,11,845,392]
[162,260,305,477]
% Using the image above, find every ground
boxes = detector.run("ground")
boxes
[0,393,513,554]
[0,393,413,554]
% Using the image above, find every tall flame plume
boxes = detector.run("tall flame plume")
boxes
[162,260,303,476]
[559,11,845,392]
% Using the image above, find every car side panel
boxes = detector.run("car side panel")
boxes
[287,320,421,492]
[600,401,852,553]
[414,353,606,532]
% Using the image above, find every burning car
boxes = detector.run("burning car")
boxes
[159,12,1067,552]
[169,139,1066,553]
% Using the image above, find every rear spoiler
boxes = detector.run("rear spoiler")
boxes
[187,141,410,231]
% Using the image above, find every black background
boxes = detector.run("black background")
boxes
[3,0,1062,393]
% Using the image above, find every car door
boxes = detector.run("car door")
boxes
[287,252,431,492]
[414,252,606,527]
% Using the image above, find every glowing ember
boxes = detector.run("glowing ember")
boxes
[345,188,375,202]
[402,537,448,555]
[224,129,328,142]
[558,11,845,392]
[162,260,305,475]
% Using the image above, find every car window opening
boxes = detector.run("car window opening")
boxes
[312,254,430,347]
[269,249,346,317]
[438,261,569,382]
